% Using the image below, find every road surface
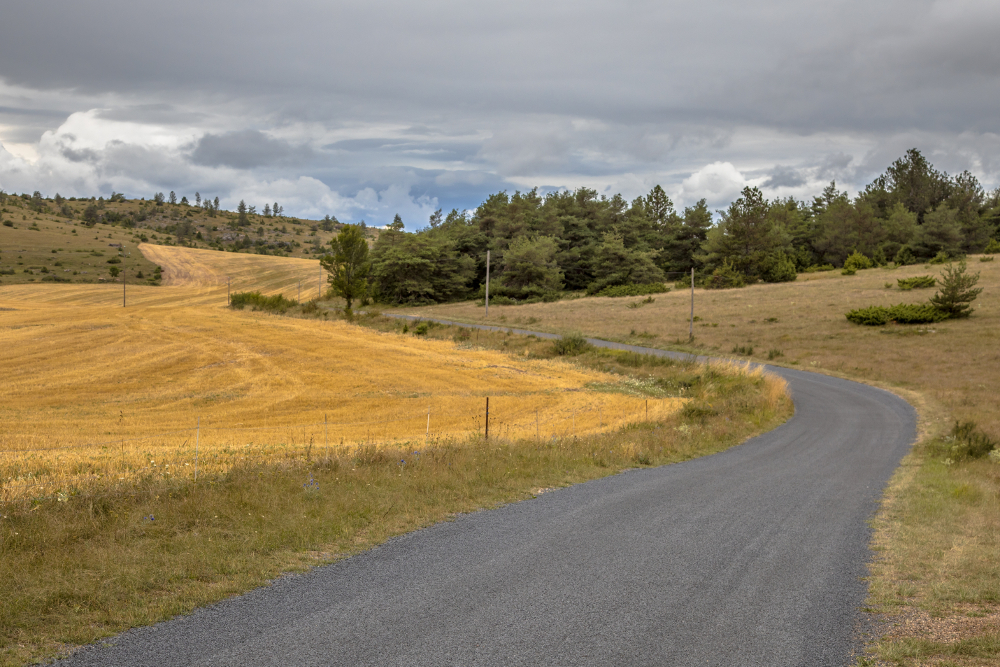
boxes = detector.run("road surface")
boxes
[58,323,915,666]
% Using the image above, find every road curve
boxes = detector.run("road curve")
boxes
[58,322,916,667]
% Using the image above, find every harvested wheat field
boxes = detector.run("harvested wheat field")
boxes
[0,245,682,502]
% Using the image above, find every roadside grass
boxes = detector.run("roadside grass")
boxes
[0,340,789,667]
[383,261,1000,662]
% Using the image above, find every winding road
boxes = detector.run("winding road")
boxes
[59,321,916,667]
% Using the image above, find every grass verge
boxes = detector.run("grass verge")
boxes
[0,318,789,667]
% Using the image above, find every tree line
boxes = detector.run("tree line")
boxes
[354,149,1000,304]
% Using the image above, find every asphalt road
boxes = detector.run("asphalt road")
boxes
[58,324,916,667]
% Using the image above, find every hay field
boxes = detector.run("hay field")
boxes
[0,246,682,502]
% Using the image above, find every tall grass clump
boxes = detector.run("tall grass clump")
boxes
[229,291,298,313]
[552,333,591,356]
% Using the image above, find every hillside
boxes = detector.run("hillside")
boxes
[0,191,367,289]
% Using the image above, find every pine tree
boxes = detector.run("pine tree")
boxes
[930,260,982,318]
[169,191,177,205]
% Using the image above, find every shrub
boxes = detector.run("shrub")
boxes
[759,251,797,283]
[551,333,591,356]
[843,251,873,272]
[948,421,997,459]
[41,274,71,283]
[894,245,917,266]
[413,322,429,335]
[930,260,982,319]
[731,345,754,355]
[928,251,950,265]
[229,291,298,313]
[595,282,669,298]
[897,275,936,290]
[981,256,995,263]
[804,264,835,273]
[984,238,1000,254]
[704,261,746,289]
[845,304,948,326]
[2,220,12,228]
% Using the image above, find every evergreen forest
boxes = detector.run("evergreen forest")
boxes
[368,149,1000,304]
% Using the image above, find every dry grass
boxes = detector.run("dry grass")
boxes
[386,260,1000,436]
[386,263,1000,665]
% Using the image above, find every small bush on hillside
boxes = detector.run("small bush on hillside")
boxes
[928,251,950,265]
[981,256,995,263]
[897,275,936,290]
[414,322,429,335]
[595,282,669,298]
[229,291,298,313]
[894,245,917,266]
[845,304,948,326]
[930,260,982,319]
[983,238,1000,254]
[804,264,835,273]
[704,261,746,289]
[552,333,591,356]
[843,251,873,273]
[759,251,797,283]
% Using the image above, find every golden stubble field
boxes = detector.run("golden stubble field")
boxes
[0,245,681,502]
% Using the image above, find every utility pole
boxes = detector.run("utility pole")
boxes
[485,250,491,318]
[689,267,695,342]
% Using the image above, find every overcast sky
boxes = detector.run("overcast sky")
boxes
[1,0,998,228]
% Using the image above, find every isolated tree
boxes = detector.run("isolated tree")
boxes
[82,204,100,226]
[428,209,442,228]
[273,202,282,217]
[237,200,249,227]
[264,203,272,217]
[180,196,189,205]
[930,260,982,318]
[153,192,165,206]
[214,196,220,210]
[108,266,120,279]
[320,214,338,232]
[391,214,405,232]
[321,224,372,314]
[195,192,202,207]
[169,191,177,205]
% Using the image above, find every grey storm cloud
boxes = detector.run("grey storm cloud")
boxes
[189,130,315,169]
[0,0,998,223]
[762,166,807,189]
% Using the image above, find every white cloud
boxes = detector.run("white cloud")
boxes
[677,162,753,209]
